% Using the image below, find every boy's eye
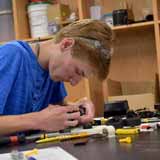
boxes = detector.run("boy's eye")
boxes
[75,68,85,77]
[81,71,85,77]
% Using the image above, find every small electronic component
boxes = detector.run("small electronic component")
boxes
[106,117,124,129]
[93,118,101,125]
[83,122,93,129]
[140,123,156,132]
[136,108,155,118]
[79,105,86,116]
[59,128,71,133]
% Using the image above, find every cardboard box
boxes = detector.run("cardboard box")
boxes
[108,93,155,110]
[47,3,70,22]
[106,75,160,110]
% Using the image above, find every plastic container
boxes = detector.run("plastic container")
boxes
[27,2,49,38]
[101,13,113,26]
[90,5,102,20]
[142,8,153,20]
[0,13,14,41]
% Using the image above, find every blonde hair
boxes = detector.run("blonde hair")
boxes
[55,19,113,80]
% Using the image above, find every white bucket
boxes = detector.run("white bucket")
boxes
[27,3,49,38]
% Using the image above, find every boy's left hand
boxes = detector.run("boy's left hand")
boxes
[75,97,95,124]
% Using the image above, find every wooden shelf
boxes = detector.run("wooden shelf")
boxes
[23,35,55,43]
[111,21,155,31]
[0,35,55,45]
[60,20,74,25]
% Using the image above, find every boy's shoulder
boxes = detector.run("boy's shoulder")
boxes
[0,40,33,59]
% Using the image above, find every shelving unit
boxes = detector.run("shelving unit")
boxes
[1,0,160,116]
[111,21,154,31]
[78,0,160,115]
[23,35,55,42]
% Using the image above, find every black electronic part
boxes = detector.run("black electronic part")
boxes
[126,110,138,118]
[145,14,153,21]
[123,117,141,127]
[135,108,156,118]
[83,122,93,129]
[0,135,26,147]
[112,9,128,26]
[154,103,160,111]
[59,128,71,134]
[123,110,141,127]
[104,100,129,118]
[79,105,86,116]
[93,119,102,126]
[138,111,155,118]
[67,105,86,116]
[106,117,124,129]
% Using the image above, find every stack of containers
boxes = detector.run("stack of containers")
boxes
[0,0,14,42]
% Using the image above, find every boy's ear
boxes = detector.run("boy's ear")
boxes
[60,38,75,52]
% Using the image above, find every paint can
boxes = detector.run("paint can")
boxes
[27,2,49,38]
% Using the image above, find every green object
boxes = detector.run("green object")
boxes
[27,1,52,7]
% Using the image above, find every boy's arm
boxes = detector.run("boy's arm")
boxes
[0,104,80,136]
[0,112,38,136]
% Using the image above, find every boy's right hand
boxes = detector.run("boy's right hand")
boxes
[34,104,80,132]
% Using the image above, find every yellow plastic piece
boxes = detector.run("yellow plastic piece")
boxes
[119,137,132,144]
[116,128,139,135]
[40,134,45,139]
[101,118,108,125]
[142,118,149,123]
[36,132,89,144]
[24,148,39,157]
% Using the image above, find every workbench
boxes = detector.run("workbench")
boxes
[1,130,160,160]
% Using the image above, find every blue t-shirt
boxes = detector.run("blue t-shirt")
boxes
[0,41,67,115]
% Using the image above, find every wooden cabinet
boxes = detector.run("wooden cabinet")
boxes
[2,0,160,116]
[12,0,29,40]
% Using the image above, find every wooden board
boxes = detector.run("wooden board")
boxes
[78,0,95,19]
[12,0,30,39]
[59,0,78,12]
[64,78,91,102]
[108,27,157,81]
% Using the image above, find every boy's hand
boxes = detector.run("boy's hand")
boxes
[74,97,95,124]
[35,105,80,132]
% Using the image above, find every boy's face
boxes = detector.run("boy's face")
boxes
[48,38,95,86]
[49,54,93,86]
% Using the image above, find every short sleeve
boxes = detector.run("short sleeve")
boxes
[0,43,22,114]
[50,82,67,104]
